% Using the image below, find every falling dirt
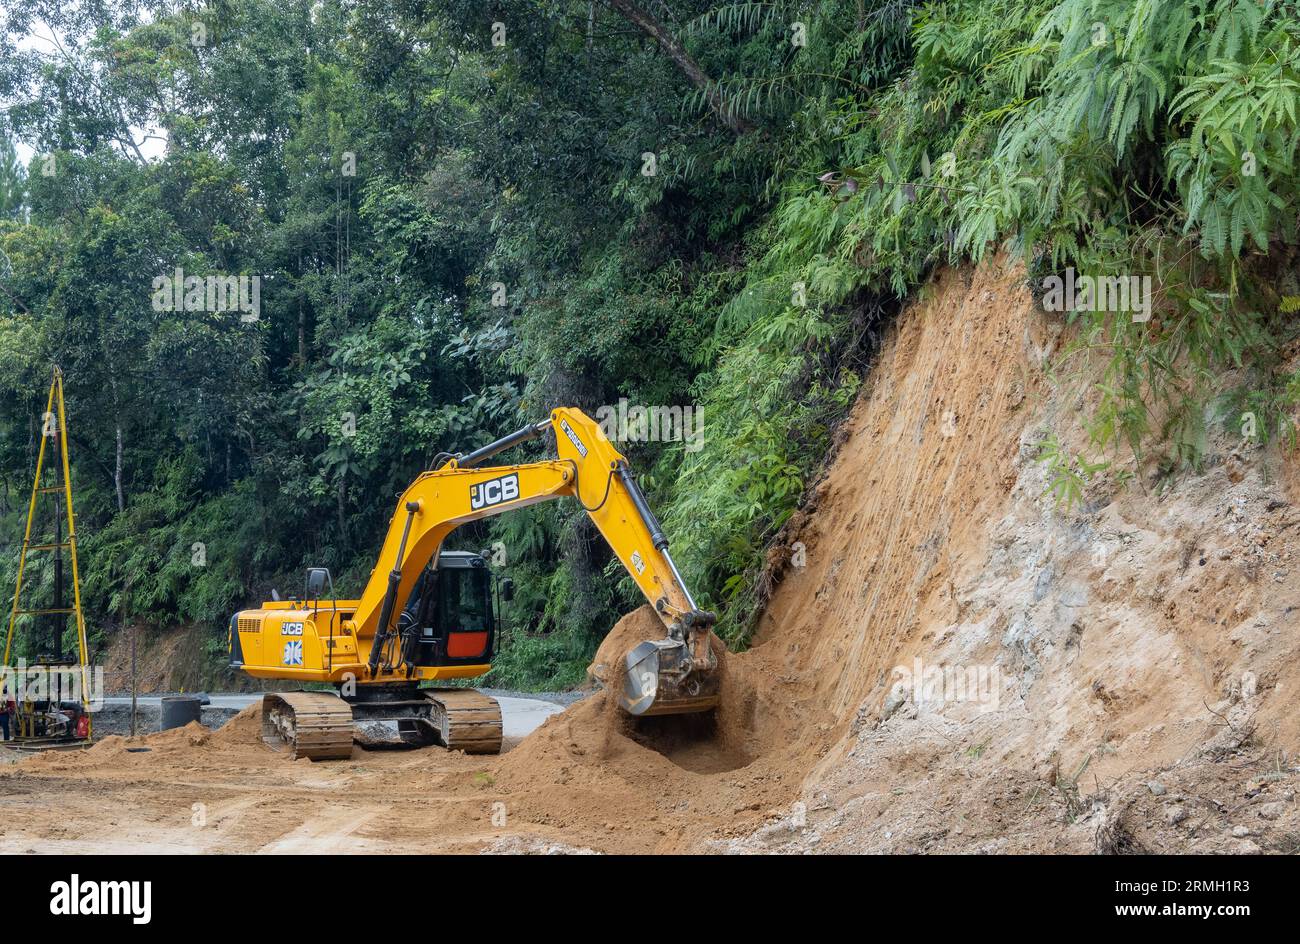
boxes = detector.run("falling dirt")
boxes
[4,257,1298,853]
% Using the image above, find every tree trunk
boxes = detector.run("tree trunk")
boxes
[297,251,307,368]
[603,0,753,135]
[336,476,347,540]
[114,422,125,513]
[108,373,126,513]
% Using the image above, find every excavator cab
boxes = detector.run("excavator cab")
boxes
[406,551,501,667]
[289,552,508,671]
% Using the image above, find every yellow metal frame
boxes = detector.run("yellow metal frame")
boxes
[4,366,92,735]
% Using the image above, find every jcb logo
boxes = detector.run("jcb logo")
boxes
[470,473,520,511]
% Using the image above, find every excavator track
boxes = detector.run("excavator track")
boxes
[423,689,503,754]
[261,692,354,761]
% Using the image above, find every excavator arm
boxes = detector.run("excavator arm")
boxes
[349,407,718,715]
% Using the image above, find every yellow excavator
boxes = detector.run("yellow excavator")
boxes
[228,407,719,759]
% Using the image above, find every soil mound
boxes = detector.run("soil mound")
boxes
[211,702,263,746]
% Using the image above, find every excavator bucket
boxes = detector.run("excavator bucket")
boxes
[620,638,720,717]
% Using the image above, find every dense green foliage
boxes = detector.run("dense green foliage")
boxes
[1,1,1298,685]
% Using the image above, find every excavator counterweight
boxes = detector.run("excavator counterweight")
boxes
[229,407,720,759]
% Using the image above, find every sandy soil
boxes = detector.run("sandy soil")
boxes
[3,258,1297,854]
[0,609,808,854]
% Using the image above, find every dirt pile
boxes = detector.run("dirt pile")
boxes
[581,606,757,769]
[475,607,796,851]
[586,605,663,689]
[211,703,263,746]
[88,722,212,754]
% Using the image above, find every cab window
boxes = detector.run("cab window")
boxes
[436,568,491,634]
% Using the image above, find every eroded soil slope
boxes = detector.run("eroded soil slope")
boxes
[721,258,1300,853]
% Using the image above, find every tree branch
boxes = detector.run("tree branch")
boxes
[602,0,754,135]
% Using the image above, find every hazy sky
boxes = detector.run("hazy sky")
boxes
[9,16,168,168]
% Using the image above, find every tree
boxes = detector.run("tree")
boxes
[0,134,25,219]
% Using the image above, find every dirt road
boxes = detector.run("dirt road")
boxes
[0,695,586,854]
[0,603,820,855]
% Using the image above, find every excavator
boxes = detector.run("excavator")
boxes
[228,407,719,759]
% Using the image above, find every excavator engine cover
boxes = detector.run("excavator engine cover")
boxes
[621,638,720,717]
